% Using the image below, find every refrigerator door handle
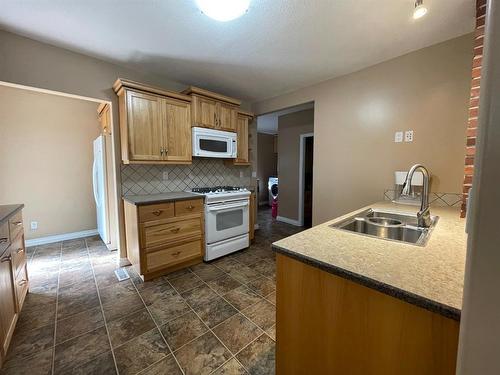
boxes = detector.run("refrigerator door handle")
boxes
[92,158,99,206]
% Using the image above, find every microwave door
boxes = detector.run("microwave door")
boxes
[195,134,231,157]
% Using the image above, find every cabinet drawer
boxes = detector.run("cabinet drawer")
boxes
[15,264,28,310]
[175,199,203,216]
[138,202,174,223]
[11,234,26,278]
[146,240,202,273]
[9,211,23,241]
[0,222,10,255]
[142,217,202,249]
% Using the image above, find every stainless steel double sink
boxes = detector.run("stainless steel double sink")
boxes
[330,208,438,246]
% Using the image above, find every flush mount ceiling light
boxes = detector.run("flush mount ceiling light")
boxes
[413,0,428,19]
[196,0,250,22]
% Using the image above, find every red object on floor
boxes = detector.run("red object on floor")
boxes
[272,198,278,218]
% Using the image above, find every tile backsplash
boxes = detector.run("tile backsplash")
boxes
[121,158,251,196]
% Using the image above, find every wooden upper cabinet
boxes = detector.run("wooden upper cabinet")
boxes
[162,98,192,162]
[126,90,164,162]
[114,78,193,165]
[233,111,253,165]
[97,103,111,135]
[182,86,240,131]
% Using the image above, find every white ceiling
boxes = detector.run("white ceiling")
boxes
[257,102,314,134]
[0,0,475,102]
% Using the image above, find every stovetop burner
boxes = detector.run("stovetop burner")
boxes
[192,186,247,194]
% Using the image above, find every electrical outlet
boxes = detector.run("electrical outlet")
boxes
[394,131,404,143]
[162,171,168,181]
[239,171,244,179]
[405,130,414,142]
[252,171,257,178]
[30,221,38,231]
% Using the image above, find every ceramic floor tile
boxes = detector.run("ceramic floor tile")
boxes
[107,308,156,347]
[236,334,276,375]
[169,272,204,293]
[70,351,117,375]
[212,358,247,375]
[213,313,262,354]
[160,311,208,351]
[56,306,104,344]
[207,274,242,295]
[98,279,137,304]
[102,293,145,322]
[0,347,53,375]
[212,257,243,273]
[224,286,263,310]
[53,326,110,374]
[138,281,177,306]
[148,293,191,326]
[193,297,238,328]
[248,260,275,278]
[227,266,261,284]
[190,262,225,281]
[136,355,182,375]
[174,331,231,375]
[114,328,170,375]
[181,284,219,309]
[265,291,276,305]
[5,323,54,362]
[266,325,276,341]
[230,250,262,266]
[244,300,276,331]
[164,268,191,280]
[247,277,275,297]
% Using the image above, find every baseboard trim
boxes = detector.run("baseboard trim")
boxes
[26,229,99,247]
[276,216,302,227]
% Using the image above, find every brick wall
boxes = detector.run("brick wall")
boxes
[461,0,487,218]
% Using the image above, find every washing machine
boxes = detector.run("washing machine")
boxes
[268,177,278,206]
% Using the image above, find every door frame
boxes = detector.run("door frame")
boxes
[298,133,314,226]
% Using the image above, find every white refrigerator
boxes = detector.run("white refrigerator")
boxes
[93,135,110,244]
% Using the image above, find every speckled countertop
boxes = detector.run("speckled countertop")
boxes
[123,192,202,205]
[272,202,467,320]
[0,204,24,225]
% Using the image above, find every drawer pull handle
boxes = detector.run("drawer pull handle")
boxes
[187,205,194,210]
[0,238,8,244]
[12,221,22,226]
[18,279,27,286]
[16,248,24,254]
[172,251,181,256]
[1,255,12,263]
[170,228,180,233]
[152,210,163,216]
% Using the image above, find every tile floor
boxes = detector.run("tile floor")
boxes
[0,207,302,375]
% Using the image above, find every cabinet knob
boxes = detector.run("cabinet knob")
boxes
[187,205,194,210]
[170,228,180,233]
[160,148,164,156]
[152,210,163,216]
[172,251,181,256]
[12,221,22,226]
[16,248,24,254]
[18,279,27,286]
[1,254,12,263]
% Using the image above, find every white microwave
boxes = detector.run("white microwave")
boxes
[192,127,237,159]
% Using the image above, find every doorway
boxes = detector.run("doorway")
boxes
[299,133,314,228]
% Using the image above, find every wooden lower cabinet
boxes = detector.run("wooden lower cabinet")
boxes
[276,254,460,375]
[124,198,205,280]
[0,207,28,368]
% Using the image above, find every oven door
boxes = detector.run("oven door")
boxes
[205,199,249,244]
[192,127,237,158]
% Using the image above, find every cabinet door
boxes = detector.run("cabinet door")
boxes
[235,115,249,163]
[217,103,237,131]
[126,90,163,161]
[0,252,17,356]
[162,99,192,162]
[192,96,217,128]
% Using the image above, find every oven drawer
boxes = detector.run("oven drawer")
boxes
[142,217,203,249]
[9,211,23,241]
[138,202,175,223]
[11,233,26,278]
[175,199,203,216]
[146,240,202,273]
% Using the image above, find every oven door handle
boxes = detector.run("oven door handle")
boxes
[207,202,249,212]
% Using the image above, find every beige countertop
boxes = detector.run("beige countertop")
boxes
[272,201,467,320]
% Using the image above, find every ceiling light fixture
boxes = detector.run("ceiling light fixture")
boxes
[413,0,428,20]
[196,0,250,22]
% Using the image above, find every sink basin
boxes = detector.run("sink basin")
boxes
[330,208,438,246]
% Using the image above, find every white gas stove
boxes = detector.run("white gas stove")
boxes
[191,186,251,261]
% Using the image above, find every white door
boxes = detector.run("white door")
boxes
[93,136,109,244]
[205,199,249,244]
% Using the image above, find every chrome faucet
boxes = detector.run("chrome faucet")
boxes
[401,164,432,228]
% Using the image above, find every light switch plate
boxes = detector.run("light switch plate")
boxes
[252,171,257,178]
[30,221,38,231]
[394,131,404,143]
[162,171,169,181]
[405,130,414,142]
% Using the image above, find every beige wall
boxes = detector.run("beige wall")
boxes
[257,133,277,204]
[253,34,473,225]
[0,85,100,239]
[277,109,314,221]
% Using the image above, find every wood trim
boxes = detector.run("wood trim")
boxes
[276,254,460,375]
[97,102,109,115]
[237,109,254,118]
[113,78,192,102]
[181,86,241,106]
